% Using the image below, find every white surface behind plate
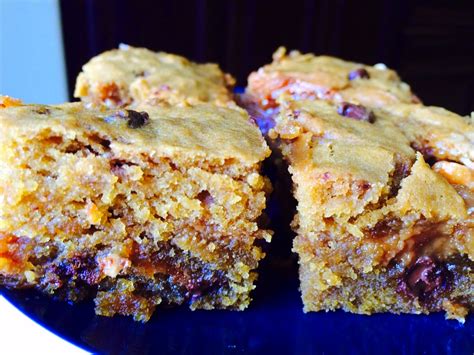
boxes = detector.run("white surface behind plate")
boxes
[0,296,89,354]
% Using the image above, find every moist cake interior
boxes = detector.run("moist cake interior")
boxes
[0,103,271,321]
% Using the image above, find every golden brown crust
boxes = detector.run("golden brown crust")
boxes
[0,96,23,108]
[74,46,236,107]
[0,102,270,166]
[247,47,417,109]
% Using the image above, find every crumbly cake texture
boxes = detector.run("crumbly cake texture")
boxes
[0,100,271,321]
[246,47,419,111]
[74,45,236,108]
[274,99,473,321]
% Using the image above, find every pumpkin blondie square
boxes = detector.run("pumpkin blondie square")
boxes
[0,99,271,321]
[74,45,235,108]
[242,47,472,320]
[240,47,420,135]
[273,98,473,321]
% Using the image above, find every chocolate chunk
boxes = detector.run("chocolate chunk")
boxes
[197,190,214,206]
[337,102,375,123]
[34,107,51,115]
[400,256,446,300]
[389,161,411,197]
[126,110,149,128]
[410,141,437,166]
[107,109,150,128]
[134,70,148,77]
[348,68,370,80]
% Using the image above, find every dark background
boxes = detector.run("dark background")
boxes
[61,0,474,115]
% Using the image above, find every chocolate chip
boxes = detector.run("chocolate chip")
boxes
[110,159,128,176]
[401,256,446,300]
[197,190,214,206]
[389,161,411,197]
[34,107,51,115]
[348,68,370,80]
[106,109,150,128]
[410,141,437,166]
[126,110,149,128]
[337,102,375,123]
[134,70,148,77]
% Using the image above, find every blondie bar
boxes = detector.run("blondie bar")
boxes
[75,45,235,107]
[247,47,419,109]
[274,98,473,321]
[241,47,420,136]
[0,99,271,321]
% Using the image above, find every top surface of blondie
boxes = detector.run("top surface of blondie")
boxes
[247,47,415,106]
[276,99,415,183]
[277,99,472,243]
[379,103,474,167]
[74,45,234,106]
[276,98,474,183]
[0,102,270,165]
[263,47,400,84]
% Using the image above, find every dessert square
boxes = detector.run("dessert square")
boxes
[274,98,473,321]
[240,47,420,136]
[247,47,419,109]
[74,45,236,107]
[0,100,271,321]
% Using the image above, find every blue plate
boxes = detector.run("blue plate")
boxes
[1,255,473,354]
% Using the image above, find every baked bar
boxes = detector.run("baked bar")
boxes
[0,100,271,321]
[74,45,235,107]
[247,47,419,109]
[273,98,473,321]
[241,47,420,136]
